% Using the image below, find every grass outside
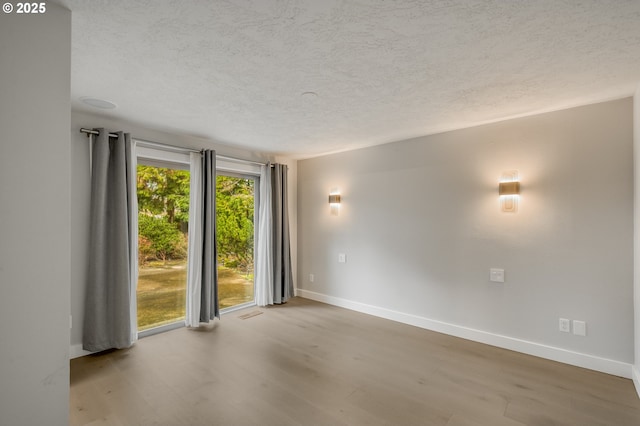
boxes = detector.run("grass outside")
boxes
[137,261,254,331]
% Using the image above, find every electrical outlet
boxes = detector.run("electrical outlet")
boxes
[309,273,314,283]
[559,318,571,333]
[489,268,504,283]
[573,320,586,336]
[338,253,346,263]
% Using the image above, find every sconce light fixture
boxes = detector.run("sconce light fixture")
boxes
[499,181,520,196]
[499,171,520,212]
[329,190,341,215]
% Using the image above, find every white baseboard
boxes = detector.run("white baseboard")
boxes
[297,289,633,379]
[632,365,640,398]
[69,343,94,359]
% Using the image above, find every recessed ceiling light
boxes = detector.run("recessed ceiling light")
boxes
[301,91,319,99]
[80,97,117,109]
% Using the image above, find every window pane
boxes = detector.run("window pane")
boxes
[216,175,255,309]
[137,164,190,331]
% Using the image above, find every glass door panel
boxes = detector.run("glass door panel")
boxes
[136,164,190,331]
[216,175,256,310]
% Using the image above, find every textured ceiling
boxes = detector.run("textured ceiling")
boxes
[60,0,640,158]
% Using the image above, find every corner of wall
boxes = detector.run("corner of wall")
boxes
[633,83,640,397]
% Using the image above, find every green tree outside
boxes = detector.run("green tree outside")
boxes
[216,175,255,274]
[136,165,255,269]
[137,165,190,263]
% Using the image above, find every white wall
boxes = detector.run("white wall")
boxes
[633,86,640,393]
[298,98,634,376]
[70,111,297,356]
[0,4,71,425]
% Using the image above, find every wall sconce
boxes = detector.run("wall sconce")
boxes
[499,171,520,212]
[329,190,341,215]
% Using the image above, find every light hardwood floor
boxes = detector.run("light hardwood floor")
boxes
[70,297,640,426]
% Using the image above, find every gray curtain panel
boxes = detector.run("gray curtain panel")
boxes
[272,164,294,304]
[83,130,134,352]
[200,150,219,321]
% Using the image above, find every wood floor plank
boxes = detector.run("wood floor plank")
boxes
[70,297,640,425]
[445,413,525,426]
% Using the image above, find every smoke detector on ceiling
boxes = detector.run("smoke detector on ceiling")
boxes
[80,97,117,109]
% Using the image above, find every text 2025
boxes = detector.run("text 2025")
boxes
[16,2,46,13]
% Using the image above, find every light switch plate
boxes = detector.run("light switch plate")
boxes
[489,268,505,283]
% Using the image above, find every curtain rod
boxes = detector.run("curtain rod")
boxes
[80,128,201,154]
[80,128,118,138]
[80,128,270,166]
[216,154,267,167]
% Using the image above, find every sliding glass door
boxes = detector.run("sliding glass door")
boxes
[134,148,259,334]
